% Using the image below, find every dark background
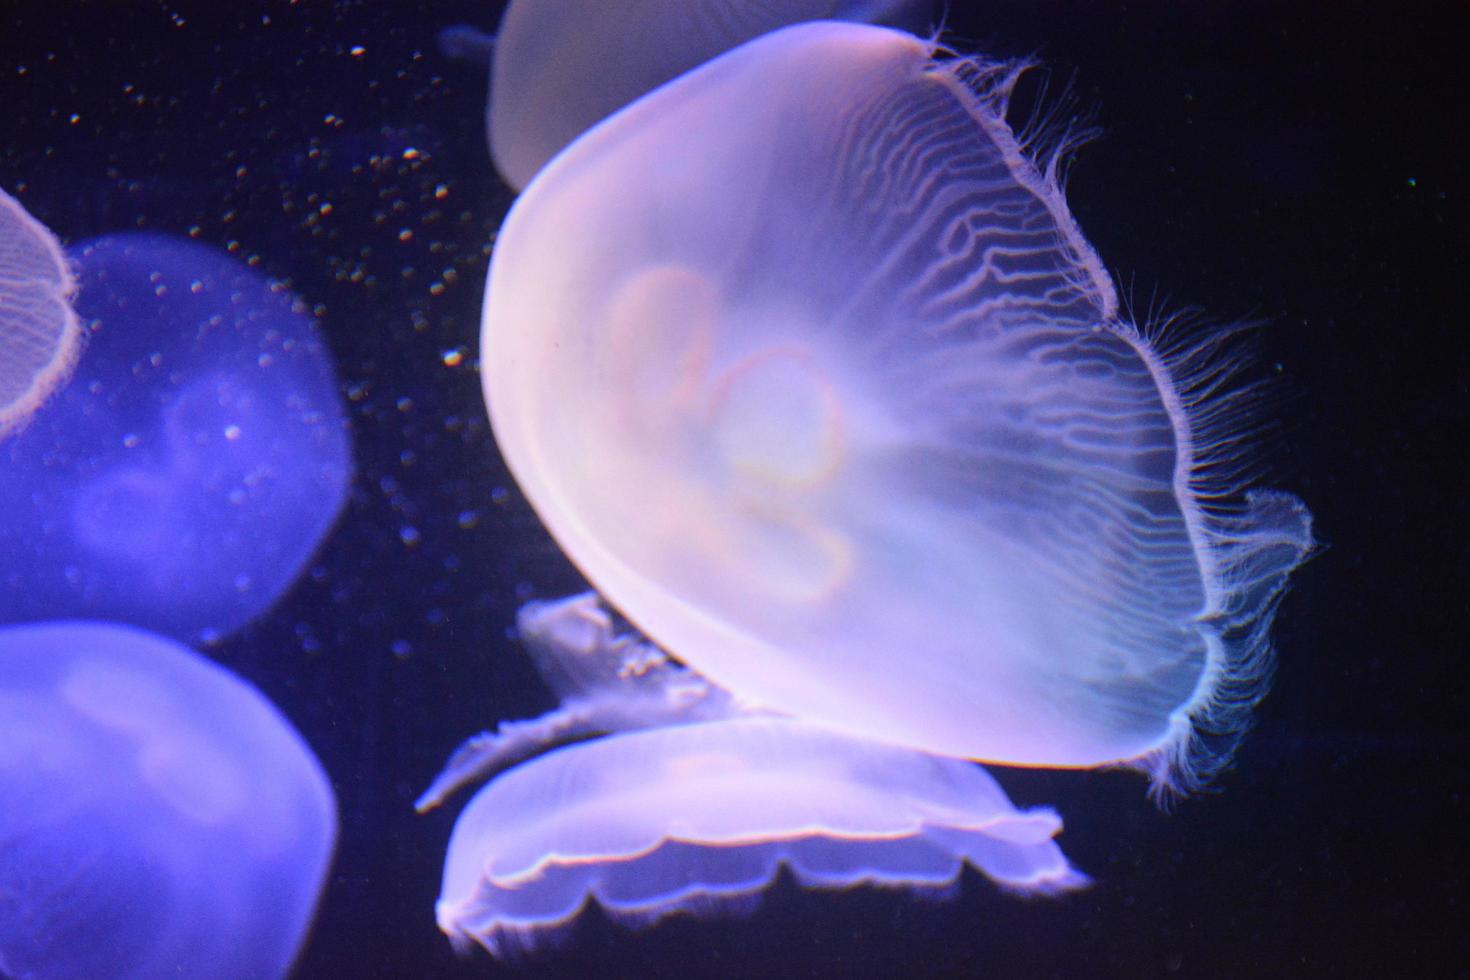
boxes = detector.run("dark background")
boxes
[1,1,1464,977]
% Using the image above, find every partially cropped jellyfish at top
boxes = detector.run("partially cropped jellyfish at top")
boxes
[480,21,1313,794]
[423,595,1083,955]
[0,188,83,438]
[0,233,353,644]
[439,0,936,190]
[0,621,337,979]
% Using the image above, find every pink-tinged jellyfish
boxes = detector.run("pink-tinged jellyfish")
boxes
[0,188,82,439]
[0,621,337,980]
[480,23,1314,793]
[427,596,1083,957]
[0,233,353,644]
[440,0,935,190]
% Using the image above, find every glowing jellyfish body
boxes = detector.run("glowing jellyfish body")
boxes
[481,23,1313,790]
[0,189,82,438]
[429,596,1082,956]
[0,621,336,979]
[446,0,934,190]
[0,233,352,644]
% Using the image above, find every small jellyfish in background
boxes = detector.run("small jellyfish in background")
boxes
[439,0,936,190]
[0,620,337,980]
[426,595,1082,956]
[0,233,353,645]
[480,23,1313,794]
[0,188,82,438]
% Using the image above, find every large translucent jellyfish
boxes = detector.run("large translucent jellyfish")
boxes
[427,595,1082,956]
[0,621,337,979]
[480,23,1314,792]
[441,0,935,190]
[0,188,82,438]
[0,233,353,644]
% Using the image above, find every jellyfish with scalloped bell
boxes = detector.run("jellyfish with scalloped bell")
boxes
[422,594,1084,957]
[0,620,337,980]
[438,0,936,190]
[0,233,353,645]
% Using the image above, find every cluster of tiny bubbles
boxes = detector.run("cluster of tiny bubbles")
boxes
[207,28,530,671]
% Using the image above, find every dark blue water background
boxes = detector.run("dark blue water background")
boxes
[1,1,1463,976]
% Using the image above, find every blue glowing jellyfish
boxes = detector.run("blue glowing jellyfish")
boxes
[479,22,1313,794]
[0,620,337,979]
[441,0,936,190]
[0,188,82,439]
[0,233,353,644]
[425,595,1082,956]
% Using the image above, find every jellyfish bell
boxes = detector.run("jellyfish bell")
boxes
[0,232,353,644]
[444,0,936,190]
[436,714,1083,957]
[480,22,1313,792]
[0,188,82,439]
[0,620,337,980]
